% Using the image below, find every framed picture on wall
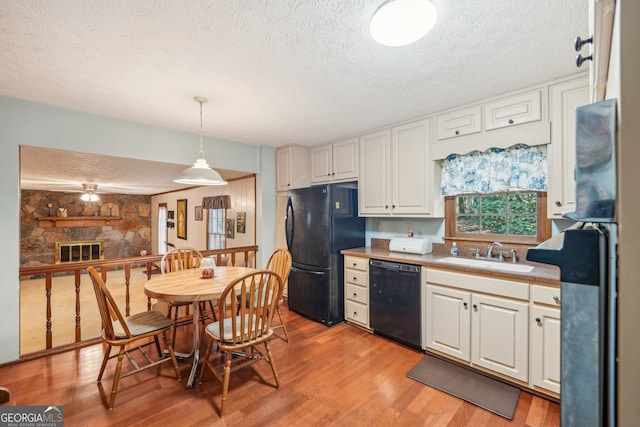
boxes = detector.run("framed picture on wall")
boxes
[177,199,187,239]
[236,212,246,233]
[226,218,235,239]
[195,205,203,221]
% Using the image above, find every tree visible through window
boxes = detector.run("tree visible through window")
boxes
[208,208,226,250]
[446,191,550,244]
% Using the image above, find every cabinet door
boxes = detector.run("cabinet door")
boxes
[484,89,542,130]
[392,119,433,215]
[276,147,292,192]
[547,75,589,217]
[332,138,359,181]
[436,106,482,140]
[471,294,529,382]
[531,305,561,394]
[425,285,471,362]
[310,145,332,184]
[358,130,391,215]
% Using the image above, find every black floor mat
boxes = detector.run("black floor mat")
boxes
[407,354,521,420]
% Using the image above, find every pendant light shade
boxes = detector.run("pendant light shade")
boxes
[370,0,437,47]
[174,97,227,186]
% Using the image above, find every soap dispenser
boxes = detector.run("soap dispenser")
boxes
[451,242,458,256]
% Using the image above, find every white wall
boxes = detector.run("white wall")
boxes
[0,97,276,364]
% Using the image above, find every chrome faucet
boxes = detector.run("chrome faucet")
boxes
[486,242,503,260]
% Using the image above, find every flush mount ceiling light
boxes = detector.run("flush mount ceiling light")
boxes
[174,96,227,186]
[370,0,437,47]
[80,183,99,202]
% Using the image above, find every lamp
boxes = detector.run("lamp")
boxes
[369,0,437,47]
[80,183,99,202]
[174,96,227,186]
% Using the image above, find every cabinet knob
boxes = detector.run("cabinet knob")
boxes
[327,173,331,176]
[385,205,389,209]
[555,200,562,207]
[463,302,468,308]
[353,292,358,297]
[353,312,358,316]
[352,262,357,267]
[472,304,478,310]
[455,130,460,135]
[535,317,541,323]
[508,119,514,124]
[353,277,357,281]
[574,35,593,52]
[553,295,559,302]
[576,53,593,68]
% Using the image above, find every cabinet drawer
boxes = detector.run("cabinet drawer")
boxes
[346,300,369,325]
[436,106,482,140]
[531,285,561,307]
[345,269,367,287]
[484,89,542,130]
[346,283,368,305]
[345,256,368,271]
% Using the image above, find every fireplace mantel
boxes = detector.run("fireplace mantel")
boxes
[38,216,121,228]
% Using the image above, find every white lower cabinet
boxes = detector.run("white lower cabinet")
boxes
[344,256,369,328]
[530,285,561,395]
[425,284,471,361]
[471,293,529,382]
[424,269,530,384]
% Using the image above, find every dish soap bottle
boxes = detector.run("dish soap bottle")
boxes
[451,242,458,256]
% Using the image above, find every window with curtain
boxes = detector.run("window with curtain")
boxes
[203,195,230,250]
[441,145,550,244]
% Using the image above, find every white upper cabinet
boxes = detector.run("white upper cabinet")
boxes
[358,129,391,214]
[436,106,482,140]
[547,75,589,217]
[310,138,358,184]
[276,146,309,192]
[359,118,442,217]
[392,119,437,215]
[484,89,543,130]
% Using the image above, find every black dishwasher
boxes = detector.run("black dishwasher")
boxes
[369,259,422,350]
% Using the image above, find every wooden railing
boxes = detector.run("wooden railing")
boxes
[18,246,258,359]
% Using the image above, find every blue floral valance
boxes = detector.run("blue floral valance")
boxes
[440,144,547,196]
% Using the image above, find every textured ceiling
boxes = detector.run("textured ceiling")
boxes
[3,0,588,194]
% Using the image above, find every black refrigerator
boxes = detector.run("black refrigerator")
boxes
[527,99,617,427]
[285,183,365,326]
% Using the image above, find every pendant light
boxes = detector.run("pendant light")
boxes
[174,96,227,186]
[370,0,438,47]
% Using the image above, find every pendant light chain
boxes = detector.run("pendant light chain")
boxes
[198,99,205,159]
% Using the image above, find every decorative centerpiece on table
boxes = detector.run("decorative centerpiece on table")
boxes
[201,256,216,279]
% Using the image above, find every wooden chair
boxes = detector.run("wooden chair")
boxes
[88,266,181,410]
[199,270,283,417]
[0,387,15,406]
[264,248,292,342]
[237,248,292,342]
[161,247,216,347]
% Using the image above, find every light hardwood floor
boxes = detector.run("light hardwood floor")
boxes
[2,304,560,426]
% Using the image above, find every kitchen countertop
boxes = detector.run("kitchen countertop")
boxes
[341,246,560,286]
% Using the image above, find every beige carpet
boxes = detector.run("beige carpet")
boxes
[19,267,156,355]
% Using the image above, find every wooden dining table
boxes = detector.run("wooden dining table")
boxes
[144,266,257,388]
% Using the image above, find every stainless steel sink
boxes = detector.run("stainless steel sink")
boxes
[437,256,534,273]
